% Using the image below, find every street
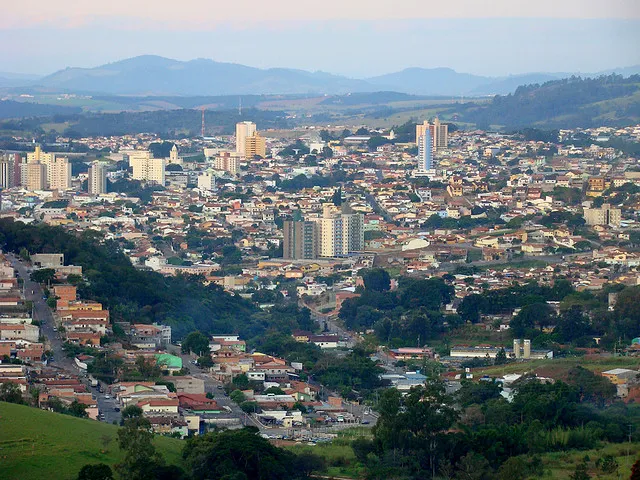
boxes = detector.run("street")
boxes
[6,253,121,424]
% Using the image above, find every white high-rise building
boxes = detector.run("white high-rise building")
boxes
[317,204,364,257]
[417,128,433,172]
[47,157,72,190]
[88,162,107,195]
[127,150,165,185]
[235,121,256,155]
[197,171,216,192]
[0,156,15,188]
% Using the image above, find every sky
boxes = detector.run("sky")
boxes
[1,0,639,77]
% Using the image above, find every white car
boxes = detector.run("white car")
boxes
[104,394,111,399]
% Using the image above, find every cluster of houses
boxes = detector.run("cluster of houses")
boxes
[0,254,44,369]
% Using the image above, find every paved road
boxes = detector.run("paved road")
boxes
[7,253,120,423]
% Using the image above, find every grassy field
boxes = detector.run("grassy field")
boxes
[539,442,640,479]
[475,355,640,378]
[0,401,184,480]
[287,435,640,479]
[286,429,371,479]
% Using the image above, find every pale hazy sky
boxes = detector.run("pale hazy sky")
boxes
[1,0,639,76]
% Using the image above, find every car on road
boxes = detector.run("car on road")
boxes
[114,407,120,412]
[104,394,111,399]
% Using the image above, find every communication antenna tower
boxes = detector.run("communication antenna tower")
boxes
[201,107,205,137]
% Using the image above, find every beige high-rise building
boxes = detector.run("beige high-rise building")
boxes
[416,118,448,151]
[213,153,240,175]
[127,150,165,185]
[244,132,266,158]
[235,121,256,155]
[584,203,621,227]
[47,157,71,190]
[317,203,364,257]
[88,162,107,195]
[27,145,54,164]
[26,162,46,191]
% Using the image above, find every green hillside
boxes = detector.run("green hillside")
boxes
[452,74,640,129]
[0,402,183,480]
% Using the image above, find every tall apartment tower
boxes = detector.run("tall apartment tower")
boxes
[213,152,240,175]
[583,203,621,227]
[244,132,266,158]
[0,155,15,188]
[13,154,23,186]
[417,128,433,172]
[127,151,166,185]
[283,216,318,260]
[27,145,54,164]
[235,121,256,155]
[48,157,72,190]
[416,118,448,151]
[26,163,46,191]
[88,162,107,195]
[317,203,364,257]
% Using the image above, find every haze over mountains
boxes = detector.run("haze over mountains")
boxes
[4,55,640,97]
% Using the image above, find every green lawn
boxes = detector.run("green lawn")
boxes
[539,442,640,479]
[0,401,184,480]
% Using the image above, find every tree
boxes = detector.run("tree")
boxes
[0,382,24,404]
[455,452,491,480]
[232,373,250,390]
[596,455,618,474]
[230,390,246,404]
[630,459,640,480]
[496,457,527,480]
[182,427,298,480]
[69,400,89,418]
[31,268,56,284]
[566,366,616,406]
[77,463,114,480]
[373,381,458,476]
[494,347,508,365]
[511,302,556,336]
[361,268,391,292]
[555,305,590,342]
[120,405,144,423]
[116,416,165,480]
[181,331,210,356]
[197,355,213,368]
[331,187,343,206]
[569,461,590,480]
[134,355,162,380]
[294,451,326,478]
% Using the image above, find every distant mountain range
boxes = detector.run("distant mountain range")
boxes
[3,55,640,97]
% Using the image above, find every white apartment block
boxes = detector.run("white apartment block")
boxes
[127,151,165,185]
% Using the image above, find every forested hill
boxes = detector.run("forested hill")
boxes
[0,219,314,341]
[456,75,640,129]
